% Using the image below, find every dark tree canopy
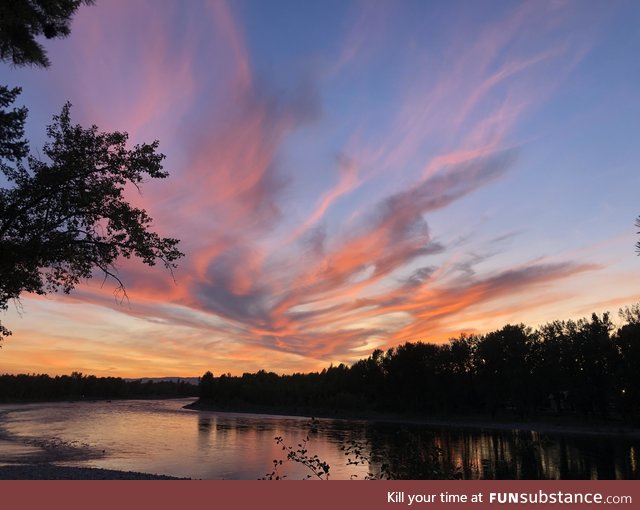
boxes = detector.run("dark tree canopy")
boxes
[0,86,28,161]
[0,89,183,341]
[192,308,640,425]
[0,0,93,68]
[636,216,640,254]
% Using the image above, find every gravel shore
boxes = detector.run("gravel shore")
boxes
[0,464,187,480]
[0,418,188,479]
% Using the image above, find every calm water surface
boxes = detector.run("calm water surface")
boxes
[0,399,637,479]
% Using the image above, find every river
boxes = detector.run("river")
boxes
[0,399,637,479]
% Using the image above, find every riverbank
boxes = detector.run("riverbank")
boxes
[0,435,188,480]
[0,405,188,480]
[185,399,640,439]
[0,435,187,479]
[0,464,186,480]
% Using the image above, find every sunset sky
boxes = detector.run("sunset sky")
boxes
[1,0,639,377]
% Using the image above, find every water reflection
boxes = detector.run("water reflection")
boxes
[356,424,639,480]
[198,416,212,433]
[0,400,637,480]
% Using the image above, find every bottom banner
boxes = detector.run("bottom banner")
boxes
[1,480,638,510]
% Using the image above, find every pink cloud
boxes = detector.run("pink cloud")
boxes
[3,0,616,376]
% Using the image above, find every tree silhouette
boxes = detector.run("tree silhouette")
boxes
[0,0,94,68]
[0,1,182,342]
[474,325,540,417]
[0,93,183,341]
[615,305,640,423]
[188,304,640,424]
[199,371,215,399]
[0,86,28,162]
[636,216,640,254]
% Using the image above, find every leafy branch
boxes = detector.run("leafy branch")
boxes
[261,433,330,480]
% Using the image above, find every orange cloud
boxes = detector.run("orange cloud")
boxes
[3,0,618,378]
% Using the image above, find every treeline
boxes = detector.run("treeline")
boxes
[197,306,640,424]
[0,372,197,402]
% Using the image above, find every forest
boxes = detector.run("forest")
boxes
[3,306,640,425]
[195,306,640,425]
[0,372,197,401]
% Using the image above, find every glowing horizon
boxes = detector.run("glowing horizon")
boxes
[1,0,639,378]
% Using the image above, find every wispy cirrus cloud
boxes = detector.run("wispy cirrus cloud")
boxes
[3,0,621,377]
[105,2,593,360]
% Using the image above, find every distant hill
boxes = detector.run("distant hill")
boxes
[125,377,200,385]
